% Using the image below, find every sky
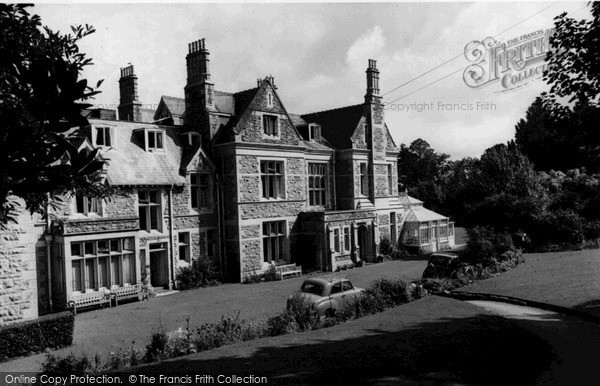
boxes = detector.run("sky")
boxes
[33,1,591,160]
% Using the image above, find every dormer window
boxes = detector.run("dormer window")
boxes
[262,114,279,137]
[309,124,321,141]
[146,130,164,151]
[183,132,201,147]
[75,193,101,216]
[94,126,113,147]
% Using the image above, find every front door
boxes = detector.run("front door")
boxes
[149,243,168,288]
[358,224,370,262]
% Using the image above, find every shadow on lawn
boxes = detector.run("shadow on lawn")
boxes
[574,299,600,319]
[127,313,554,385]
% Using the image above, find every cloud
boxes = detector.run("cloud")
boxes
[346,26,386,71]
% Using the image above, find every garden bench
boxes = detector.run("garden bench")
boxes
[275,264,302,280]
[110,284,148,306]
[68,291,111,315]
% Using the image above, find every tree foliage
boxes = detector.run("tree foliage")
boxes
[0,4,107,225]
[544,2,600,105]
[397,139,449,211]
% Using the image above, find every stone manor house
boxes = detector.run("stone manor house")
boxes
[0,39,455,325]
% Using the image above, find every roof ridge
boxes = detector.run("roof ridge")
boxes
[302,103,363,117]
[234,87,259,96]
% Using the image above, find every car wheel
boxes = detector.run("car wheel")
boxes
[325,308,336,318]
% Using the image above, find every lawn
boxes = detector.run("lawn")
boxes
[457,249,600,318]
[127,296,554,385]
[0,258,428,372]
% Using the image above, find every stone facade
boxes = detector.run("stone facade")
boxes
[0,199,40,324]
[0,42,456,323]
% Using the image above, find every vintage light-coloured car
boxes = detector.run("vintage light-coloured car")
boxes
[289,276,365,317]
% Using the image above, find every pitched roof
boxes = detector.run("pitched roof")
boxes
[213,90,234,115]
[140,108,156,123]
[288,113,307,127]
[398,193,423,206]
[404,206,449,223]
[95,120,187,186]
[160,96,186,117]
[300,140,335,152]
[301,104,364,150]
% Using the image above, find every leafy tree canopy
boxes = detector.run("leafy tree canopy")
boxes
[0,4,108,225]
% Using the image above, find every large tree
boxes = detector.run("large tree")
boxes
[544,2,600,105]
[0,4,107,225]
[397,138,450,211]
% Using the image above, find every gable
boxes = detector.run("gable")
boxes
[182,145,215,174]
[233,80,302,146]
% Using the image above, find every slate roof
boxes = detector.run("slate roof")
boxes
[398,193,424,206]
[300,140,335,152]
[288,113,307,127]
[403,206,449,223]
[140,108,156,123]
[301,104,365,150]
[161,96,186,117]
[95,120,187,186]
[213,91,234,115]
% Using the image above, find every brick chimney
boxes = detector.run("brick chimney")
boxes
[185,38,214,110]
[365,59,380,104]
[118,64,142,122]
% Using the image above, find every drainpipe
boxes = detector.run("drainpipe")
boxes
[331,157,337,211]
[214,176,225,279]
[168,185,175,289]
[44,195,53,312]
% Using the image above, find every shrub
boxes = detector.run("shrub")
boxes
[266,312,298,336]
[144,327,170,363]
[0,311,74,361]
[42,352,92,375]
[195,312,249,351]
[285,292,322,331]
[465,226,516,266]
[104,344,143,370]
[176,258,221,290]
[243,265,278,284]
[379,237,394,256]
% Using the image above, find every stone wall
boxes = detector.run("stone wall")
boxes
[0,205,39,325]
[238,85,300,146]
[240,201,304,220]
[63,218,138,235]
[374,164,389,197]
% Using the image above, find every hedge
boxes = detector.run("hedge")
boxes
[0,311,74,361]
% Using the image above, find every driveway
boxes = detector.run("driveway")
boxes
[0,258,428,372]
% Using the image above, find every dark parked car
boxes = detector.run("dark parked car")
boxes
[422,252,460,279]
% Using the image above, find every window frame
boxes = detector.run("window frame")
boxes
[70,237,136,293]
[359,162,368,196]
[146,129,165,152]
[260,159,286,200]
[74,193,102,217]
[138,190,162,232]
[333,228,341,253]
[343,226,351,252]
[190,173,211,211]
[261,113,280,138]
[178,232,190,262]
[262,220,286,263]
[308,162,327,207]
[94,126,113,148]
[308,124,321,141]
